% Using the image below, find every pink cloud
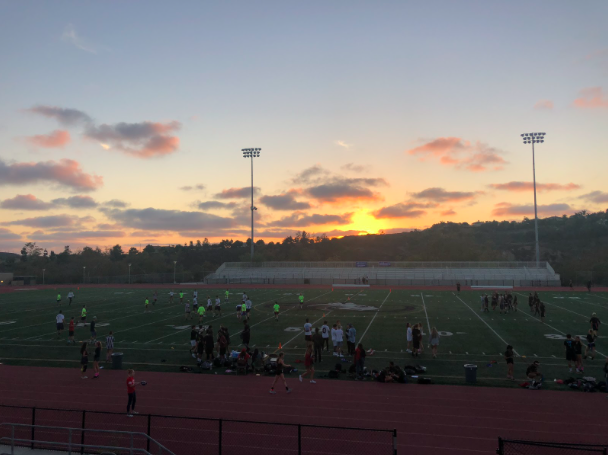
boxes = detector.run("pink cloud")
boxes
[85,121,181,158]
[406,137,508,172]
[440,209,456,216]
[26,130,71,148]
[489,181,580,192]
[534,100,554,110]
[0,159,103,192]
[573,87,608,109]
[0,194,53,210]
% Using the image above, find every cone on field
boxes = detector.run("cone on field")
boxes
[278,343,282,350]
[323,313,325,317]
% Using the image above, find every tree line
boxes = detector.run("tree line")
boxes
[2,209,608,285]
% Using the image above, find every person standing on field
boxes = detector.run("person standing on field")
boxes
[406,322,413,353]
[56,310,65,338]
[321,321,330,351]
[347,323,356,356]
[312,328,323,363]
[68,290,74,306]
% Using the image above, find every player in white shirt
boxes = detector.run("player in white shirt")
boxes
[193,290,198,300]
[242,293,247,303]
[245,298,252,320]
[332,323,344,357]
[169,290,175,304]
[304,319,313,348]
[214,296,222,316]
[56,311,65,338]
[193,296,198,310]
[207,297,213,312]
[67,291,75,306]
[321,321,330,351]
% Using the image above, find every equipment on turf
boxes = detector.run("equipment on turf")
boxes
[140,381,147,386]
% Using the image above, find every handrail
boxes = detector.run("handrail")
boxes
[0,423,175,455]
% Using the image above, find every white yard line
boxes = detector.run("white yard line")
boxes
[357,290,391,345]
[453,294,519,356]
[420,292,432,335]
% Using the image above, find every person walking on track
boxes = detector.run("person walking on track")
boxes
[270,352,292,394]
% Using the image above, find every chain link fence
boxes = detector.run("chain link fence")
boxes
[0,404,397,455]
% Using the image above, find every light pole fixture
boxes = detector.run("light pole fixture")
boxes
[83,266,86,284]
[173,261,177,284]
[42,269,45,285]
[242,148,261,261]
[128,263,132,285]
[520,132,546,268]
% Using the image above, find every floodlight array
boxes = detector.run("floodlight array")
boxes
[521,132,546,144]
[242,148,261,158]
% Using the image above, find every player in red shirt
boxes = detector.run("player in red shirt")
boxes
[68,317,75,344]
[126,369,140,417]
[299,345,316,384]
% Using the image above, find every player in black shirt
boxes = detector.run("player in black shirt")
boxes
[564,334,576,372]
[585,329,596,360]
[590,313,601,336]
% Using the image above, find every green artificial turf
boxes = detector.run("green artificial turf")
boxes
[1,286,607,390]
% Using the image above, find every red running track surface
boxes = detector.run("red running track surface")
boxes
[0,365,607,454]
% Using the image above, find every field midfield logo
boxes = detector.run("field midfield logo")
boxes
[544,333,591,340]
[284,327,302,332]
[324,302,377,312]
[0,321,16,326]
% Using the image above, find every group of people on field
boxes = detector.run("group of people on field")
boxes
[406,322,440,358]
[479,291,519,314]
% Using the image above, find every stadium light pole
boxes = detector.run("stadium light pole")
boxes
[242,148,261,261]
[521,132,546,268]
[83,266,86,284]
[173,261,177,284]
[42,268,45,285]
[128,263,131,284]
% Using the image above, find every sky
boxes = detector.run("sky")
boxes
[0,1,607,253]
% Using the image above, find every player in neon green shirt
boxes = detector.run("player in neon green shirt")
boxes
[299,293,304,309]
[179,291,184,303]
[56,293,62,304]
[224,289,229,301]
[273,302,280,321]
[144,298,150,313]
[197,305,205,322]
[241,302,247,320]
[81,306,87,323]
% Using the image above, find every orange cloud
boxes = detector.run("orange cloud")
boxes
[26,130,71,148]
[372,202,435,219]
[534,100,554,110]
[489,181,580,192]
[440,209,456,216]
[492,202,572,217]
[406,137,508,172]
[573,87,608,109]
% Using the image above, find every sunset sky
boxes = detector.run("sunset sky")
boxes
[0,1,607,253]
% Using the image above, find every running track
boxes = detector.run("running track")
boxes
[0,365,607,454]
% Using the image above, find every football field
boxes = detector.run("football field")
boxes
[1,286,607,389]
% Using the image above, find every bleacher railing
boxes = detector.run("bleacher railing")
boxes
[497,438,608,454]
[222,261,551,269]
[0,404,397,455]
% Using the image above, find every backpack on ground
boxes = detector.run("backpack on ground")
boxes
[180,366,193,372]
[334,363,342,372]
[200,361,212,370]
[348,364,356,374]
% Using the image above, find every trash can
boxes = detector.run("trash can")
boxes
[464,364,477,383]
[112,352,123,370]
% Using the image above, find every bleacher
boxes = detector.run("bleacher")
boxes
[205,261,561,287]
